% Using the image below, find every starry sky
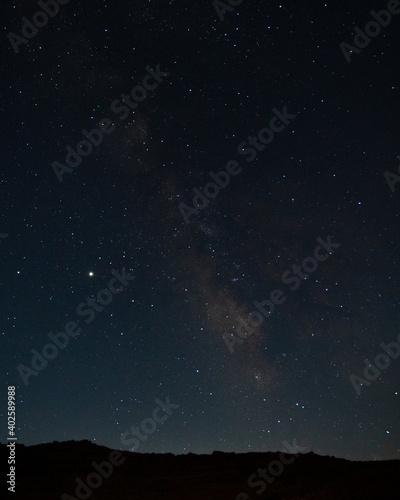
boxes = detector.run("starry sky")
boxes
[1,0,400,461]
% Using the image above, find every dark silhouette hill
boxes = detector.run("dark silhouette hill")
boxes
[1,440,399,499]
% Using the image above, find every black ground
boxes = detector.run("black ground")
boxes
[1,440,399,499]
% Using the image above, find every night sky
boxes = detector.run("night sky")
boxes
[2,0,400,461]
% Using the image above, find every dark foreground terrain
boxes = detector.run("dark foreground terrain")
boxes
[1,440,399,499]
